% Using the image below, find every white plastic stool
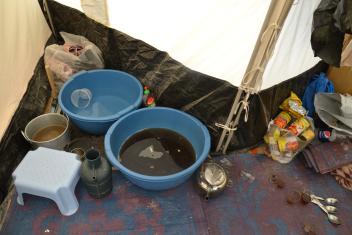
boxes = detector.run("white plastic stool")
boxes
[12,147,81,216]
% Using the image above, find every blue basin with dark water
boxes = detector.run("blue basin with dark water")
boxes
[104,107,211,190]
[59,70,143,134]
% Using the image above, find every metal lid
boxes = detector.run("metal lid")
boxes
[203,162,227,186]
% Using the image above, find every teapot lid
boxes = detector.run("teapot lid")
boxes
[203,162,227,186]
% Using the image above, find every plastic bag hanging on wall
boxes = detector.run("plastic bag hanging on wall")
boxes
[44,32,104,89]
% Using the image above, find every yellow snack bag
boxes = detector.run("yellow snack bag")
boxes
[279,92,307,118]
[279,92,302,110]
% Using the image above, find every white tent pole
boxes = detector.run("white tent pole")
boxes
[215,89,243,152]
[216,0,294,154]
[222,92,250,152]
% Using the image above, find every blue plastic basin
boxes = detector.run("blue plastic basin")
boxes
[59,70,143,134]
[104,107,211,190]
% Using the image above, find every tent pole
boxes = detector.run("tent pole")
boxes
[222,92,250,153]
[215,88,243,152]
[215,0,294,154]
[43,0,58,41]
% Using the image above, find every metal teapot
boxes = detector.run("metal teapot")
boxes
[196,162,228,200]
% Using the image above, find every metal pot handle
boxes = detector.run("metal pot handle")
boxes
[21,130,31,142]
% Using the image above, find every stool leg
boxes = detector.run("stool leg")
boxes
[53,187,79,216]
[16,189,24,205]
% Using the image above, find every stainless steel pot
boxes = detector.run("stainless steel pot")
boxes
[22,113,70,150]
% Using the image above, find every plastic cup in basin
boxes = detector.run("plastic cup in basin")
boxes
[71,88,92,109]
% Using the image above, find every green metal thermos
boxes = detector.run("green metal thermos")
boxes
[80,149,112,198]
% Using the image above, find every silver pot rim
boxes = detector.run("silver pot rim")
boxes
[24,113,69,144]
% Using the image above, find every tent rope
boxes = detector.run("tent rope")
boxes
[215,123,237,131]
[239,22,281,108]
[240,67,264,92]
[240,23,281,94]
[261,23,281,42]
[238,99,250,122]
[261,23,281,62]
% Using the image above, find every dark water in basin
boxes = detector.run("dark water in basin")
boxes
[119,128,196,176]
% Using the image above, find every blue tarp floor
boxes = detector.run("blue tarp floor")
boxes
[1,153,351,235]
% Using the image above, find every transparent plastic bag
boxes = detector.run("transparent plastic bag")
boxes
[265,117,315,164]
[44,32,104,88]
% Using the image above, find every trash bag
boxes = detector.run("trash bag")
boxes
[311,0,352,66]
[334,0,352,34]
[44,32,104,88]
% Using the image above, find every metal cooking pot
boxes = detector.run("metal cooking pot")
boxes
[22,113,70,150]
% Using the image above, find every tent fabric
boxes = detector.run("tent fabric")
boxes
[81,0,109,26]
[262,0,321,89]
[57,0,321,90]
[105,0,271,88]
[0,0,51,140]
[38,0,328,151]
[0,58,50,202]
[311,0,352,66]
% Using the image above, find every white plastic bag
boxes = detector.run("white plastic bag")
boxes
[44,32,104,88]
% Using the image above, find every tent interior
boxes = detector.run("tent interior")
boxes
[0,0,352,233]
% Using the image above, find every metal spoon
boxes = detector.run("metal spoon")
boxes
[311,194,338,205]
[326,212,341,225]
[325,205,338,214]
[311,199,341,225]
[310,194,324,201]
[326,198,338,205]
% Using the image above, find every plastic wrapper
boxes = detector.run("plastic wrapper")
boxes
[278,135,299,152]
[273,111,291,129]
[279,92,307,118]
[300,129,315,142]
[287,117,310,136]
[44,32,104,88]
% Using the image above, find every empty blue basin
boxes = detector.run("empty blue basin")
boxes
[104,107,211,190]
[59,70,143,134]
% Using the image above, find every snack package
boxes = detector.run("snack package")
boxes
[278,135,299,152]
[287,117,310,136]
[279,92,307,118]
[300,129,315,141]
[273,111,291,129]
